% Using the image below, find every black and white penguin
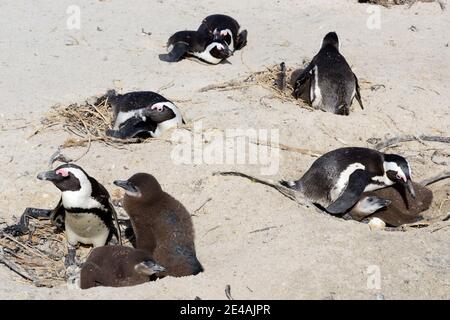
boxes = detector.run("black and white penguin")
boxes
[114,173,204,278]
[165,30,233,64]
[36,163,121,265]
[197,14,248,52]
[281,147,416,214]
[80,246,166,289]
[105,90,184,139]
[292,32,364,115]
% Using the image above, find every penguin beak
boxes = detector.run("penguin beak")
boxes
[114,180,140,196]
[37,170,63,182]
[378,198,392,207]
[405,180,416,199]
[135,261,166,275]
[225,46,233,56]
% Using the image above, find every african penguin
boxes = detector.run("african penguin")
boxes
[293,32,364,115]
[346,181,432,227]
[164,29,232,64]
[106,90,184,139]
[197,14,248,52]
[80,245,166,289]
[114,173,204,278]
[36,163,121,266]
[281,147,416,215]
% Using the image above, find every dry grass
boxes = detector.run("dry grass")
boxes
[358,0,445,9]
[0,219,85,288]
[43,95,144,148]
[198,63,314,110]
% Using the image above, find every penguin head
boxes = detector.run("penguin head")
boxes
[209,41,233,60]
[384,154,416,198]
[134,258,166,276]
[114,173,162,202]
[37,163,90,193]
[321,32,340,51]
[212,28,233,47]
[354,196,391,215]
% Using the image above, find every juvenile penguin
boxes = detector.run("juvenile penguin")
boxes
[114,173,204,277]
[80,246,166,289]
[293,32,364,115]
[197,14,248,52]
[347,182,434,227]
[165,29,233,64]
[105,90,184,139]
[281,147,415,214]
[36,164,121,266]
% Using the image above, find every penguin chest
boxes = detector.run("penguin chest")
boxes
[113,110,143,129]
[65,212,109,247]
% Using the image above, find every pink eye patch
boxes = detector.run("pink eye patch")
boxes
[56,169,69,177]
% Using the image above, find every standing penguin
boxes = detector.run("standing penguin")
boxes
[197,14,248,52]
[293,32,364,115]
[80,246,166,289]
[106,90,184,139]
[165,30,233,64]
[35,164,121,266]
[281,147,415,214]
[113,173,204,277]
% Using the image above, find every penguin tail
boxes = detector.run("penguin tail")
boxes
[280,180,297,189]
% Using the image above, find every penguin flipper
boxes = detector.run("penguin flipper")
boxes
[353,73,364,110]
[235,29,248,50]
[106,117,156,139]
[166,42,190,62]
[293,63,315,99]
[326,169,374,214]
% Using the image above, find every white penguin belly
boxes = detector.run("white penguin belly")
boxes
[311,66,323,109]
[113,110,145,130]
[65,212,109,247]
[192,42,222,64]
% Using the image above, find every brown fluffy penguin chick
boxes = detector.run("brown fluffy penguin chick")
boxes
[114,173,204,277]
[348,182,432,227]
[80,245,165,289]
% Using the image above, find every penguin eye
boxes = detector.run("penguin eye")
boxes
[367,197,373,202]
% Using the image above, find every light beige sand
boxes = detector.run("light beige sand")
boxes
[0,0,449,299]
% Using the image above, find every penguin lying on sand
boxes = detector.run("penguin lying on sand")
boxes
[114,173,204,277]
[345,172,450,227]
[164,14,245,64]
[281,147,415,215]
[106,90,184,139]
[80,246,166,289]
[3,164,121,267]
[197,14,248,52]
[292,32,364,115]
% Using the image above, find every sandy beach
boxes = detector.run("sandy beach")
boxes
[0,0,449,299]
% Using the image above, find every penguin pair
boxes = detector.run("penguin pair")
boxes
[164,14,247,64]
[3,163,122,269]
[292,32,364,115]
[80,173,203,289]
[105,90,184,140]
[281,147,416,215]
[345,181,432,227]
